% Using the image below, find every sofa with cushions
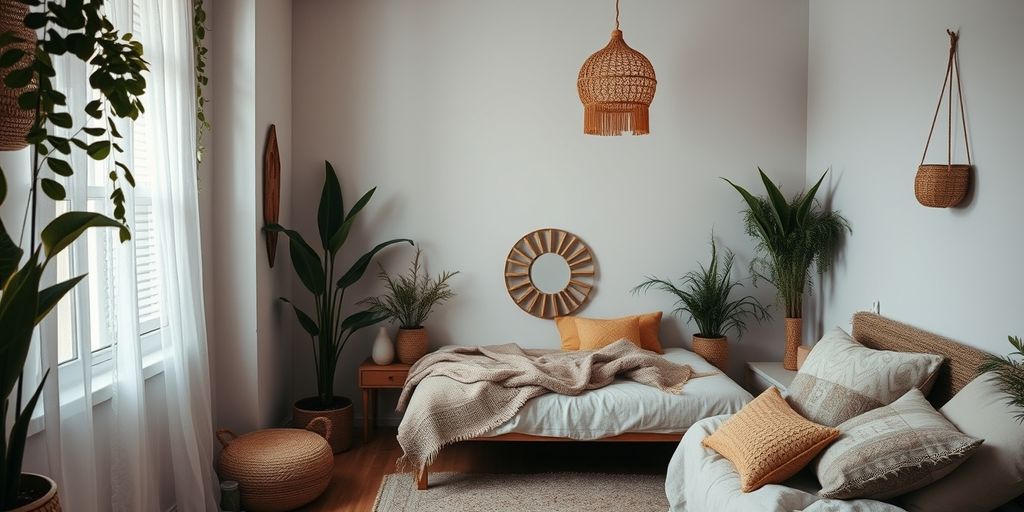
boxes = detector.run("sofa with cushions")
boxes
[666,317,1024,512]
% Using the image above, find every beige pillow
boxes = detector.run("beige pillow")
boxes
[898,375,1024,512]
[702,387,840,492]
[815,388,982,500]
[786,327,943,426]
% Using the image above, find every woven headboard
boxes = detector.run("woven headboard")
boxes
[850,312,989,406]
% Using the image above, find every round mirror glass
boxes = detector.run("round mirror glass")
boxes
[530,253,571,294]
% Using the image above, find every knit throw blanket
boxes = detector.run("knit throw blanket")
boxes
[395,340,706,471]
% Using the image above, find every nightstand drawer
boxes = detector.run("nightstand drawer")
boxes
[360,370,407,388]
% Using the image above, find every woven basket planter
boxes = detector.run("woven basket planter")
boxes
[784,318,803,371]
[915,164,970,208]
[216,418,334,512]
[0,0,37,151]
[396,327,428,364]
[7,474,61,512]
[293,397,353,454]
[691,335,728,372]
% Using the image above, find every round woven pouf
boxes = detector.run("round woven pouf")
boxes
[216,418,334,512]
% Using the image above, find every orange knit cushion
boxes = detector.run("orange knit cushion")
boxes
[702,387,840,492]
[576,316,642,351]
[556,312,663,353]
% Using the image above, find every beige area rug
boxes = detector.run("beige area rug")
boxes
[373,472,669,512]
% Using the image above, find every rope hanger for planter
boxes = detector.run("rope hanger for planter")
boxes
[577,0,657,136]
[915,30,973,208]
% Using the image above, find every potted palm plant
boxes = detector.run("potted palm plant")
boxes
[978,335,1024,423]
[633,238,769,371]
[724,169,850,370]
[1,1,147,509]
[265,161,411,453]
[361,248,458,364]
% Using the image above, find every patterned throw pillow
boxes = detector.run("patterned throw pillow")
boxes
[702,387,840,492]
[815,388,982,500]
[787,327,943,426]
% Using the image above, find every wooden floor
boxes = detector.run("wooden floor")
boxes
[298,428,678,512]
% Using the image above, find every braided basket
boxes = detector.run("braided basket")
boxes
[216,418,334,512]
[0,0,37,151]
[915,164,970,208]
[396,327,428,364]
[691,336,729,372]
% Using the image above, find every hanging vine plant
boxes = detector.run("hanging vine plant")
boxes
[193,0,209,163]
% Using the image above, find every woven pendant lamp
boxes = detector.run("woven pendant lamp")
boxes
[577,0,657,136]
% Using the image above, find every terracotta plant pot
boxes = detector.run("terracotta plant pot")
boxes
[784,317,803,371]
[8,473,61,512]
[292,396,353,454]
[691,335,729,372]
[0,0,38,151]
[396,327,428,364]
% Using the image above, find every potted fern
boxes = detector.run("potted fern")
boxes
[633,238,769,371]
[724,169,850,370]
[265,161,412,453]
[1,1,146,509]
[978,336,1024,423]
[362,248,458,364]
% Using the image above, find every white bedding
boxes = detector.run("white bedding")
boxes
[484,348,752,439]
[665,415,907,512]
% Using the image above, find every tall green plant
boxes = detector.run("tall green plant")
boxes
[266,161,412,408]
[633,238,769,339]
[361,248,458,329]
[1,0,146,506]
[978,336,1024,424]
[723,169,850,319]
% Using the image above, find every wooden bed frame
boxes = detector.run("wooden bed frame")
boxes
[413,312,989,490]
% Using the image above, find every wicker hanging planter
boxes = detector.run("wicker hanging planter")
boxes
[577,0,656,136]
[915,30,972,208]
[0,0,38,151]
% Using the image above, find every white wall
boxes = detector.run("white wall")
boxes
[806,0,1024,353]
[291,0,811,421]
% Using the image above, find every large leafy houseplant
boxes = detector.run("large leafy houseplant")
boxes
[633,238,769,370]
[978,336,1024,424]
[265,161,410,450]
[1,0,147,507]
[724,169,850,370]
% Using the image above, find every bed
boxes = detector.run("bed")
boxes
[664,312,991,512]
[407,346,753,489]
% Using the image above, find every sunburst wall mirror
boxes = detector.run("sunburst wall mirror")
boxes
[504,228,596,319]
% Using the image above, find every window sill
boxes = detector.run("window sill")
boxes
[26,351,166,437]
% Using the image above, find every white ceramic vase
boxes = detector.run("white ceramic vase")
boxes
[371,326,394,365]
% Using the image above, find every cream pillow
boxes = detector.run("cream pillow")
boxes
[815,388,982,500]
[702,387,839,492]
[898,375,1024,512]
[786,327,943,426]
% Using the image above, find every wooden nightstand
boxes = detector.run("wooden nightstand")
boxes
[358,359,411,442]
[746,362,797,395]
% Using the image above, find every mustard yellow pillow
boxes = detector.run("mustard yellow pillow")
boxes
[556,312,663,353]
[702,387,840,492]
[576,316,642,351]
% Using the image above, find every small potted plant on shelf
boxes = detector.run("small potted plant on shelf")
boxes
[724,169,850,370]
[265,161,412,453]
[362,248,458,365]
[978,335,1024,423]
[633,238,769,372]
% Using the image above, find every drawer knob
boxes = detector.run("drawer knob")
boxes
[388,375,394,381]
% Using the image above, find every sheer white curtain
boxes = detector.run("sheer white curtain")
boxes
[140,0,220,510]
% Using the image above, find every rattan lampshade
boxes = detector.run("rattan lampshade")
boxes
[577,1,656,136]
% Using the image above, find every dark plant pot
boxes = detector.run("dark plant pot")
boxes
[396,327,428,364]
[8,473,61,512]
[691,335,728,372]
[292,396,353,454]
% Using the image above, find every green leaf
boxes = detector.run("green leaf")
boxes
[87,140,111,160]
[47,136,70,154]
[4,66,32,88]
[47,158,73,176]
[337,239,413,289]
[0,48,26,68]
[35,274,86,324]
[4,372,48,505]
[85,99,102,119]
[49,112,73,129]
[758,168,792,232]
[0,221,23,287]
[328,187,375,253]
[722,177,773,241]
[82,127,105,137]
[341,309,387,332]
[0,251,42,402]
[796,170,828,226]
[317,161,344,251]
[24,12,47,29]
[40,178,66,200]
[40,211,123,260]
[0,161,6,205]
[264,224,325,295]
[280,297,319,337]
